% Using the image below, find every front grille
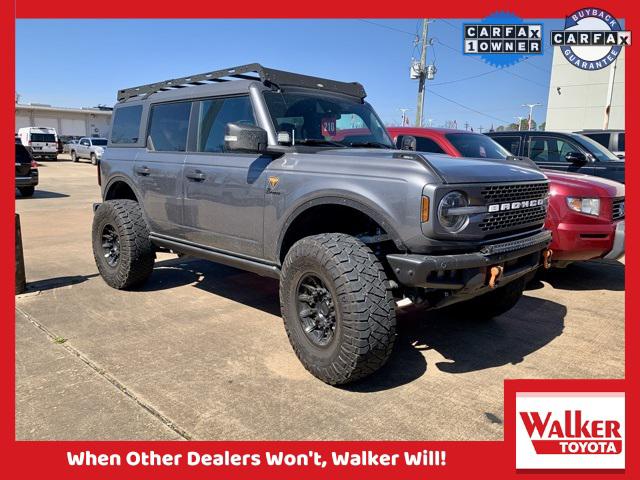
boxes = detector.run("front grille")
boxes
[481,182,549,204]
[612,198,625,220]
[479,205,547,232]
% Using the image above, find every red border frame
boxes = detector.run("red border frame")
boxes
[5,1,637,478]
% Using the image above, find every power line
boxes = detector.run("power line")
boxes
[357,19,417,38]
[430,68,499,86]
[427,89,511,124]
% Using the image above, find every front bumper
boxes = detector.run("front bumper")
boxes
[387,230,551,290]
[604,221,625,260]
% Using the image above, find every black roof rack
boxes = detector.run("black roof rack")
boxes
[117,63,366,102]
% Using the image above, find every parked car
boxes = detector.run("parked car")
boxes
[93,63,553,385]
[576,129,625,159]
[70,137,108,164]
[486,130,624,184]
[388,127,625,267]
[15,143,39,197]
[17,126,58,161]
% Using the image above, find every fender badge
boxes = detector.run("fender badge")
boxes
[268,176,279,189]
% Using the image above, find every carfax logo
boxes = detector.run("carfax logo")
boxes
[551,8,631,70]
[515,392,625,470]
[464,12,543,67]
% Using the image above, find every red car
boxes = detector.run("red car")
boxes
[387,127,625,267]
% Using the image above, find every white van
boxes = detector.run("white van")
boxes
[18,127,59,160]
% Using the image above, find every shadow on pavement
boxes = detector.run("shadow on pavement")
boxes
[527,259,624,292]
[15,189,70,199]
[145,257,566,392]
[25,273,99,292]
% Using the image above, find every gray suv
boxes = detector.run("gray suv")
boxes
[92,64,552,385]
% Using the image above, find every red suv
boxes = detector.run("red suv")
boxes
[387,127,625,267]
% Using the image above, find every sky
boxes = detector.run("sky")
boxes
[15,18,565,131]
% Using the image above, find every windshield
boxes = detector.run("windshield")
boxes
[263,90,394,148]
[91,139,108,146]
[445,133,511,159]
[570,133,620,161]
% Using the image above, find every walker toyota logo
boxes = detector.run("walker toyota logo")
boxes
[551,8,631,71]
[516,392,625,469]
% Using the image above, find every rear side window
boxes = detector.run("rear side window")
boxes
[15,144,32,163]
[31,133,56,143]
[147,102,192,152]
[197,96,255,152]
[492,136,521,155]
[111,105,143,144]
[397,135,446,154]
[618,133,625,151]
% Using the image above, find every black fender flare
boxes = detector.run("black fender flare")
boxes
[275,195,407,261]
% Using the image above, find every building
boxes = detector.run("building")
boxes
[545,47,625,132]
[15,103,112,138]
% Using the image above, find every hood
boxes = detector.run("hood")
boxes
[321,149,547,184]
[544,169,624,198]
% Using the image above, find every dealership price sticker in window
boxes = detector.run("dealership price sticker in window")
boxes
[515,392,625,470]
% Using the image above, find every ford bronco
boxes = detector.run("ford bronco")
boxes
[92,64,552,384]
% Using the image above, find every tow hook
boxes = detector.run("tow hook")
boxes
[542,248,554,269]
[488,265,504,289]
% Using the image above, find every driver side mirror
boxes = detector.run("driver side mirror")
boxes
[397,135,417,151]
[224,123,268,153]
[565,151,587,164]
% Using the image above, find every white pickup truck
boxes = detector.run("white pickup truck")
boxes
[70,137,108,165]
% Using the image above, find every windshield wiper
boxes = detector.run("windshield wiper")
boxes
[296,139,346,147]
[346,141,391,149]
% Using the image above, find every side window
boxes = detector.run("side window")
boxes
[147,102,192,152]
[111,105,143,144]
[528,137,580,162]
[618,133,625,152]
[197,96,255,153]
[81,139,90,146]
[492,136,520,155]
[403,136,445,154]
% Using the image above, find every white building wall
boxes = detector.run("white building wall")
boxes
[15,105,112,137]
[545,47,625,132]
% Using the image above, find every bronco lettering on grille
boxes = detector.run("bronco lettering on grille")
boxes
[488,198,545,212]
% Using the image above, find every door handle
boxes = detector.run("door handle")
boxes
[135,166,151,176]
[186,170,206,181]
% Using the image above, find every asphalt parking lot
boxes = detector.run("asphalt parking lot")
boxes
[15,157,625,441]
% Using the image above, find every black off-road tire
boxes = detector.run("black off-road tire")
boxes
[18,186,35,197]
[90,153,97,165]
[71,151,78,162]
[92,200,155,289]
[280,233,396,385]
[457,277,526,321]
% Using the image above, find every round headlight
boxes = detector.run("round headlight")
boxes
[438,191,469,233]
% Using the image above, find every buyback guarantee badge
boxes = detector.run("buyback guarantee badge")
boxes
[464,12,543,67]
[551,7,631,70]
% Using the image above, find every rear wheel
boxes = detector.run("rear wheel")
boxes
[71,151,78,162]
[90,153,97,165]
[92,200,155,289]
[280,233,396,385]
[18,186,35,197]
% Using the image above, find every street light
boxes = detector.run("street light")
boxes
[514,116,524,131]
[522,103,542,130]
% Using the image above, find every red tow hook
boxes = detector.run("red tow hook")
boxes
[488,265,504,289]
[542,249,554,269]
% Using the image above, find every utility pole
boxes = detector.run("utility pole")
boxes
[415,19,430,127]
[399,108,410,126]
[522,103,542,130]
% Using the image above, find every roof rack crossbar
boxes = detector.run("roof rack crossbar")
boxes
[117,63,366,102]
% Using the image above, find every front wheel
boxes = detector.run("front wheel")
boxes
[280,233,396,385]
[90,153,97,165]
[92,200,155,289]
